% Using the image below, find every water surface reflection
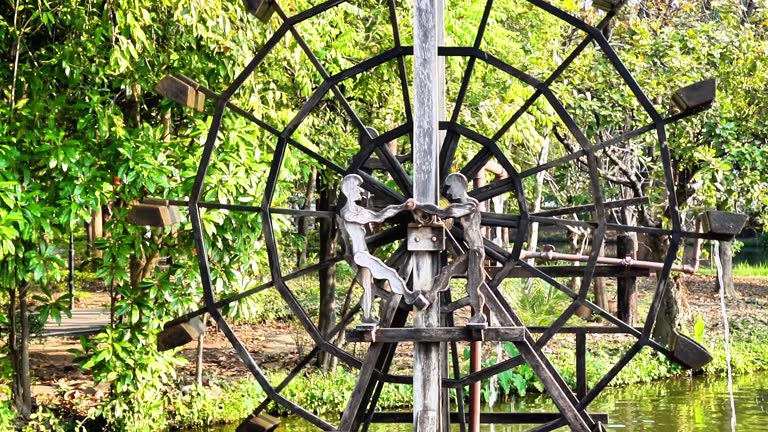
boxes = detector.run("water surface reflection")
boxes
[193,373,767,431]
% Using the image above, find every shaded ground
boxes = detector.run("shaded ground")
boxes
[28,274,768,401]
[677,274,768,332]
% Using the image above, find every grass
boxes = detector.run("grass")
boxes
[699,261,768,277]
[732,261,768,277]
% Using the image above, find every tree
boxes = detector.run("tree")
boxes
[553,0,768,342]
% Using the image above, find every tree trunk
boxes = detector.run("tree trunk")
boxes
[742,0,756,23]
[9,282,32,419]
[591,214,608,311]
[568,230,581,294]
[653,275,681,348]
[717,240,737,298]
[130,248,160,289]
[297,166,317,268]
[161,108,172,143]
[316,173,337,370]
[616,235,637,326]
[195,314,206,386]
[592,276,608,312]
[649,233,683,348]
[109,280,117,327]
[527,140,549,264]
[90,206,103,259]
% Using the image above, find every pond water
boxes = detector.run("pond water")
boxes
[193,373,767,431]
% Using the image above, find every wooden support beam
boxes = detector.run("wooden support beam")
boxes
[126,199,182,227]
[236,413,280,432]
[533,197,649,218]
[345,326,526,343]
[155,75,205,111]
[370,412,609,425]
[157,316,205,351]
[412,0,443,429]
[526,326,644,335]
[479,283,594,432]
[484,265,649,279]
[575,333,587,400]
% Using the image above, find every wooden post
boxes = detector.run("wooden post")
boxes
[195,315,205,386]
[469,343,481,432]
[616,235,637,326]
[68,230,75,310]
[575,332,587,400]
[469,169,485,432]
[413,0,442,430]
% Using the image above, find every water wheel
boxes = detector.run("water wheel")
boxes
[161,1,731,430]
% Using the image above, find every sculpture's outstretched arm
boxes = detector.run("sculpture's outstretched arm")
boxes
[342,200,414,225]
[415,201,475,219]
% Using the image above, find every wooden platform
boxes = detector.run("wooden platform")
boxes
[40,308,109,337]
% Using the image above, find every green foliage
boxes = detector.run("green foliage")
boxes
[0,401,14,431]
[700,261,768,277]
[462,342,542,403]
[168,380,266,429]
[166,370,411,428]
[504,279,571,326]
[50,271,102,295]
[88,386,169,432]
[732,262,768,277]
[692,316,706,345]
[21,406,87,432]
[704,317,768,375]
[2,0,768,427]
[73,309,186,431]
[272,367,411,416]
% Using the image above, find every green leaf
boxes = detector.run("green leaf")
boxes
[693,316,706,345]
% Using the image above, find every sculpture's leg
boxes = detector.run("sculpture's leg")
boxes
[358,268,377,329]
[431,254,467,293]
[354,252,429,310]
[467,248,487,328]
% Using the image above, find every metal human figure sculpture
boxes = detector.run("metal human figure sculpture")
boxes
[415,173,487,328]
[339,174,428,329]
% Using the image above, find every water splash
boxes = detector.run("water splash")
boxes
[713,241,737,432]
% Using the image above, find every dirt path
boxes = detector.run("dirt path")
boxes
[28,274,768,400]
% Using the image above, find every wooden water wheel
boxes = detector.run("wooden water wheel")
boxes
[157,1,740,430]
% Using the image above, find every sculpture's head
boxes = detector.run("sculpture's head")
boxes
[444,173,468,201]
[341,174,364,202]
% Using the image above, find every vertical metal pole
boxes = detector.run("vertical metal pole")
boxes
[68,230,75,310]
[469,343,481,432]
[413,0,441,430]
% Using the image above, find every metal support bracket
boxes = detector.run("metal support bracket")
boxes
[407,223,446,251]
